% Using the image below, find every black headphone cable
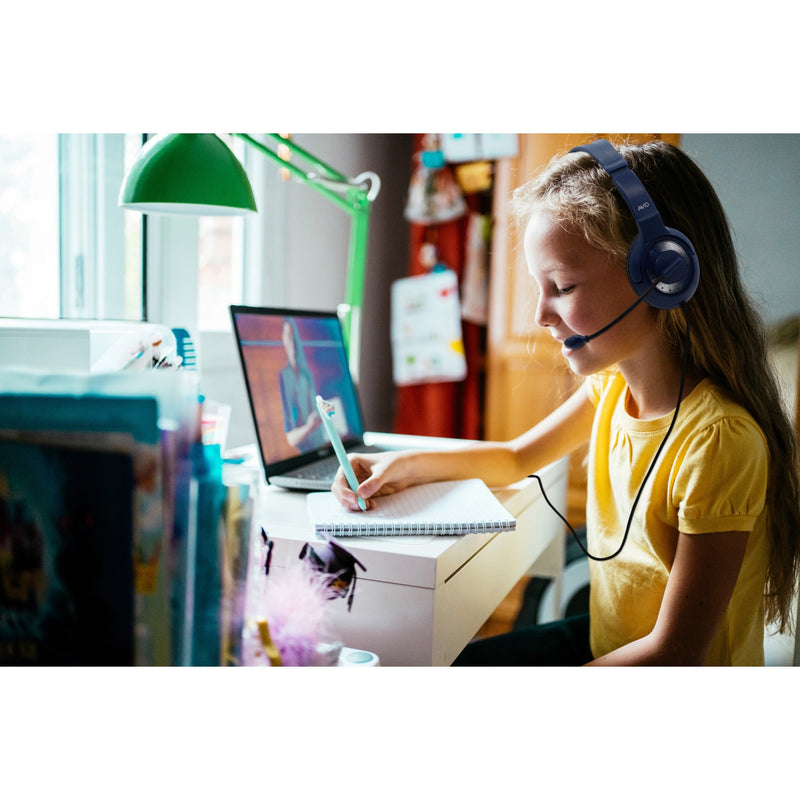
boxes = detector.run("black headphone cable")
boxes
[530,302,692,562]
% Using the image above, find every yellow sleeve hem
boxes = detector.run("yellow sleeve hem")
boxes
[679,515,759,535]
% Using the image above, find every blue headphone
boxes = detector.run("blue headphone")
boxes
[570,139,700,310]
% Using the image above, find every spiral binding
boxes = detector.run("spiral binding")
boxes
[315,518,515,537]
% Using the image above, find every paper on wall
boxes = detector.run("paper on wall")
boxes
[390,269,467,386]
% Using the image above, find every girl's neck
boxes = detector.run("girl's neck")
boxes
[619,344,700,420]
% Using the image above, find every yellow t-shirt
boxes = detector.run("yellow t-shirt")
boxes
[586,369,769,665]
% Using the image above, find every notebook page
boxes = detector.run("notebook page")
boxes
[307,479,516,535]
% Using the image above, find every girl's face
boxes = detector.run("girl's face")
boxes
[524,211,656,377]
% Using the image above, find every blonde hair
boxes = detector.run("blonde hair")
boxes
[513,139,800,633]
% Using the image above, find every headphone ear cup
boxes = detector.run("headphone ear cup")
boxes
[627,228,699,310]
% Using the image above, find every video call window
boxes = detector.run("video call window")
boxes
[233,311,362,466]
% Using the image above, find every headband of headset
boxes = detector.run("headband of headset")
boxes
[570,139,699,309]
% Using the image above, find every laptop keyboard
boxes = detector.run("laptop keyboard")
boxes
[291,455,339,480]
[284,445,384,483]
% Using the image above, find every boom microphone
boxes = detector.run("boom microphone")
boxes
[564,290,651,350]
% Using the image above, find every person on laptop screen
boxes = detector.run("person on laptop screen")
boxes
[279,317,326,453]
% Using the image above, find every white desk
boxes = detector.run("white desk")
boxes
[249,434,569,666]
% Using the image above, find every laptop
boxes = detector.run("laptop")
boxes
[230,305,386,490]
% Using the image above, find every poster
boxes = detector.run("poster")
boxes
[391,269,467,386]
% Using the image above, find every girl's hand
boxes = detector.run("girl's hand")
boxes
[331,451,418,511]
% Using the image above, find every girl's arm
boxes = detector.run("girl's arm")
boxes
[333,384,595,510]
[587,528,750,666]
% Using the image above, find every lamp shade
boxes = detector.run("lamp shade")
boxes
[119,133,257,215]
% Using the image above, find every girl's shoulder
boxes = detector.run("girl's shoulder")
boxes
[678,379,769,462]
[690,380,764,431]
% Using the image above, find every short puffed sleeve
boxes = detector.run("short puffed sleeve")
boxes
[672,415,768,534]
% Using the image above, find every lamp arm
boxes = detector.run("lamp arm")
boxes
[233,134,379,212]
[233,133,379,378]
[261,133,348,183]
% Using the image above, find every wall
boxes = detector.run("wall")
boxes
[682,134,800,326]
[281,134,413,432]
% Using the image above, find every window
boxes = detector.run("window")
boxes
[198,214,244,330]
[0,134,60,318]
[0,133,276,332]
[0,133,144,321]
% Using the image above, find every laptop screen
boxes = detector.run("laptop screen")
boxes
[230,306,366,477]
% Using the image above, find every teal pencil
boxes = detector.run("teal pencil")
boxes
[315,395,367,511]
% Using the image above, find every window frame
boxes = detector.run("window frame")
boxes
[58,133,143,321]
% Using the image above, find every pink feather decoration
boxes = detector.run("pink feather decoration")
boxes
[257,561,340,666]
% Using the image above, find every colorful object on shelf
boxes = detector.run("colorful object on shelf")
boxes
[172,327,197,370]
[256,619,282,666]
[404,134,467,225]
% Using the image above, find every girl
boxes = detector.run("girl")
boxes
[333,139,800,666]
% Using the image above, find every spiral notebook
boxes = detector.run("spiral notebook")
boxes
[306,479,516,537]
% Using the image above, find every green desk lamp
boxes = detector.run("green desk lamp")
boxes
[119,133,381,374]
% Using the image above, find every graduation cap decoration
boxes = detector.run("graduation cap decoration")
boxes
[298,538,366,611]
